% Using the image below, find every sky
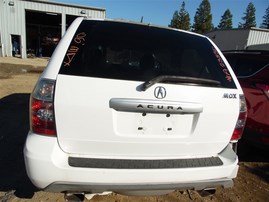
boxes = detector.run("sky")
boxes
[53,0,268,28]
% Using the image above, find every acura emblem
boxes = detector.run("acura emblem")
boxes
[154,86,166,99]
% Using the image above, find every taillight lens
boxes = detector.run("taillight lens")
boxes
[30,79,56,136]
[231,95,247,141]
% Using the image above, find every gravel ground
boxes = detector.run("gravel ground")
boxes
[0,57,269,202]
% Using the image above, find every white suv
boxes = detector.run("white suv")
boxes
[24,17,247,198]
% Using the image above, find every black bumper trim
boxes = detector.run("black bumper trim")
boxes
[68,156,223,169]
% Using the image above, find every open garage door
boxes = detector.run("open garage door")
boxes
[26,10,61,58]
[66,15,78,30]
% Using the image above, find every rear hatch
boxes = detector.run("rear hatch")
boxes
[54,20,240,158]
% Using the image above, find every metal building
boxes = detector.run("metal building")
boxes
[0,0,106,58]
[206,28,269,51]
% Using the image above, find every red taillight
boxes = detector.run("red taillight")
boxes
[231,95,247,141]
[30,79,56,136]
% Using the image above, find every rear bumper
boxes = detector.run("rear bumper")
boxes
[24,132,239,194]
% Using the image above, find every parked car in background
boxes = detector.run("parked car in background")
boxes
[223,50,269,148]
[24,17,246,201]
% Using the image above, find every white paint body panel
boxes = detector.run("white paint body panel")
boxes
[24,132,238,190]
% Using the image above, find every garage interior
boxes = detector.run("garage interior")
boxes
[25,11,77,57]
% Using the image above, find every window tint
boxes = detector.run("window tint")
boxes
[59,20,236,88]
[224,53,269,77]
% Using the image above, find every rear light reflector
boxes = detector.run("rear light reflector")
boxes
[231,95,247,141]
[30,79,56,136]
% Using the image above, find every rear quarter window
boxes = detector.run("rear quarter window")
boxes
[59,20,236,89]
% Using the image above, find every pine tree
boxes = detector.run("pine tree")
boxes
[169,1,190,31]
[192,0,214,34]
[260,6,269,29]
[169,11,180,28]
[218,9,233,29]
[238,2,256,28]
[178,1,191,30]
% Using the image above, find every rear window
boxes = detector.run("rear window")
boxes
[224,53,269,77]
[59,20,236,88]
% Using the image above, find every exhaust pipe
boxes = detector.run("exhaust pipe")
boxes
[64,192,85,202]
[197,188,216,197]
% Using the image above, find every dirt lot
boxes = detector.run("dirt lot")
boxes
[0,57,269,201]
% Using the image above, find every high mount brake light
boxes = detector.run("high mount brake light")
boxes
[30,79,56,136]
[231,95,247,141]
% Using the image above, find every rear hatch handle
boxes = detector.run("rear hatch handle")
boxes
[110,98,203,114]
[141,75,221,91]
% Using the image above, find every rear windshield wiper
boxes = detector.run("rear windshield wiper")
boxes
[141,75,221,91]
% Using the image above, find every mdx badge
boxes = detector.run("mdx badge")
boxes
[154,86,166,99]
[223,93,237,99]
